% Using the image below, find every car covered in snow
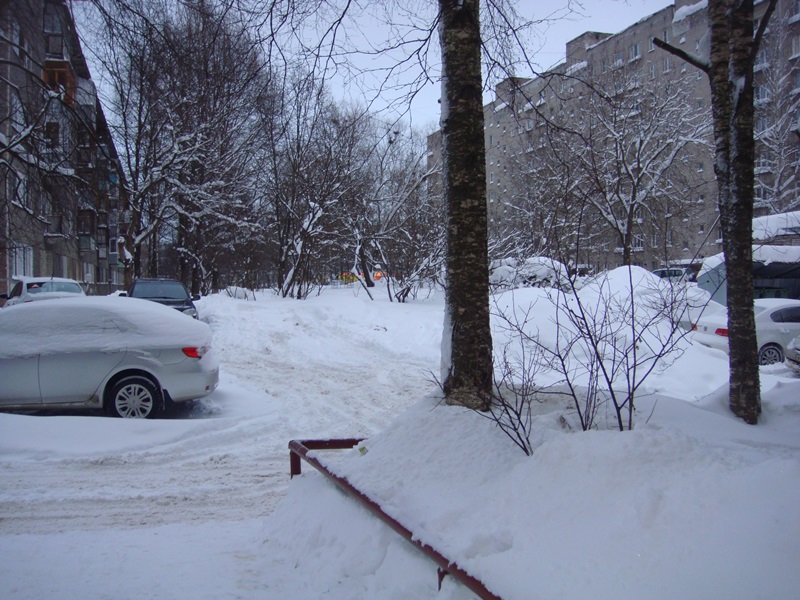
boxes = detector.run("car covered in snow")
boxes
[690,298,800,365]
[489,256,571,290]
[0,296,218,418]
[1,276,85,308]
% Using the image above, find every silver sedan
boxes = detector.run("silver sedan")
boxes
[0,296,219,418]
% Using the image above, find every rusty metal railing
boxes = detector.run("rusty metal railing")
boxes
[288,438,503,600]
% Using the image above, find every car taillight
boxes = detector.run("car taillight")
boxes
[182,345,208,359]
[714,328,729,337]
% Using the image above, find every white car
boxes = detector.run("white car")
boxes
[0,296,219,418]
[1,276,85,307]
[691,298,800,365]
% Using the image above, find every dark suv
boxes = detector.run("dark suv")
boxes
[123,278,200,318]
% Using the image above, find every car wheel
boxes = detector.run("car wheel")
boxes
[107,376,161,418]
[758,344,784,366]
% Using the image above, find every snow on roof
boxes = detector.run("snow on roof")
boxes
[699,244,800,276]
[565,61,588,76]
[753,211,800,241]
[673,0,708,23]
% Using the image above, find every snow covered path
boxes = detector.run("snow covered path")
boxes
[0,290,442,538]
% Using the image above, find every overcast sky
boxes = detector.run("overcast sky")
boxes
[404,0,672,129]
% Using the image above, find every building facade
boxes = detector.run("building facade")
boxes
[427,0,800,273]
[1,0,125,298]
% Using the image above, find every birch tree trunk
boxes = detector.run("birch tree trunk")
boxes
[707,0,760,424]
[438,0,492,410]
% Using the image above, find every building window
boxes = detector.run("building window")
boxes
[698,162,704,172]
[8,171,29,208]
[9,91,24,132]
[613,50,624,66]
[651,232,658,247]
[44,122,60,148]
[663,58,671,73]
[489,172,494,183]
[754,85,770,103]
[11,244,34,277]
[792,35,800,58]
[663,29,670,44]
[633,234,645,251]
[698,223,705,234]
[629,43,640,61]
[649,63,657,79]
[648,36,655,52]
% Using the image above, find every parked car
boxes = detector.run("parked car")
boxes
[122,278,200,318]
[786,335,800,373]
[652,267,691,283]
[1,276,85,307]
[691,298,800,365]
[0,296,219,418]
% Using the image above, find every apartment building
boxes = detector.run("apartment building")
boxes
[428,0,800,273]
[1,0,125,298]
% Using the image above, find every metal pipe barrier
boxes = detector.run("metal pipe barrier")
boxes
[288,438,503,600]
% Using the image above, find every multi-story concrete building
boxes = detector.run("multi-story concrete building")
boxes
[428,0,800,273]
[1,0,125,298]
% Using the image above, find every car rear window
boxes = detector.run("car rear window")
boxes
[131,281,189,300]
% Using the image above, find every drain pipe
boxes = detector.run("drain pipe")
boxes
[288,439,503,600]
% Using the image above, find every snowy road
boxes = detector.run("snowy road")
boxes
[0,290,442,538]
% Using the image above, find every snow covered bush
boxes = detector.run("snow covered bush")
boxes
[490,266,701,444]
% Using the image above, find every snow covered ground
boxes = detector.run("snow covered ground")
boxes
[1,279,799,599]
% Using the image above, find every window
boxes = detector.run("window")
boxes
[45,33,63,57]
[651,232,658,247]
[698,161,705,172]
[663,30,670,44]
[663,58,671,73]
[44,122,60,148]
[649,63,657,79]
[755,47,769,67]
[629,43,640,61]
[792,35,800,58]
[648,36,655,52]
[9,19,20,56]
[633,234,645,251]
[698,194,705,204]
[633,204,644,222]
[754,85,770,103]
[9,91,24,132]
[613,51,624,66]
[489,172,494,183]
[8,170,29,208]
[698,223,705,234]
[537,90,546,104]
[11,244,34,277]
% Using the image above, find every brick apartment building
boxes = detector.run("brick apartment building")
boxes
[1,0,125,298]
[428,0,800,273]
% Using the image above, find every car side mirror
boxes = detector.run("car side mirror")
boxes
[192,294,201,301]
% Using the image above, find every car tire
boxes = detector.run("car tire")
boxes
[107,376,162,419]
[758,344,784,366]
